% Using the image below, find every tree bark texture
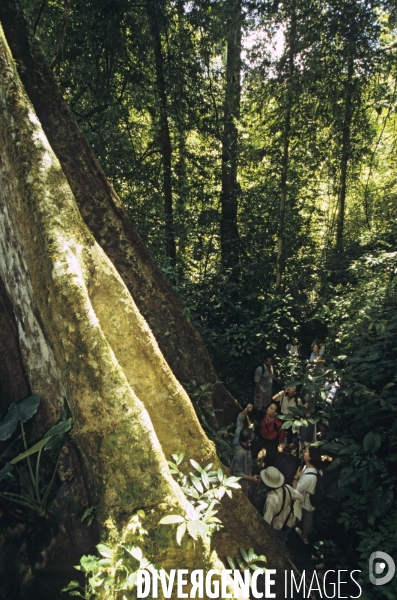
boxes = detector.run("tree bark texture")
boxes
[336,52,354,247]
[0,21,291,598]
[0,0,240,427]
[220,0,242,273]
[146,0,177,269]
[275,8,296,292]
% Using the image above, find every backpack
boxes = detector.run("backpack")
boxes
[306,470,330,508]
[271,485,299,530]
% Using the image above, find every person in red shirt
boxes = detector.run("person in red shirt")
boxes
[252,402,286,467]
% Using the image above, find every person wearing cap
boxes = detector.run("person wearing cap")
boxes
[262,466,303,542]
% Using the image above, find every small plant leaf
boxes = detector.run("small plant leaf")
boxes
[189,459,203,473]
[159,515,185,525]
[96,544,113,558]
[44,419,72,450]
[18,394,41,423]
[10,437,51,464]
[0,404,19,441]
[176,522,187,545]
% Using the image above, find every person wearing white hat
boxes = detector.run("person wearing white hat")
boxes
[262,466,303,542]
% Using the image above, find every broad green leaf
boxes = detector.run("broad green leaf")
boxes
[96,544,113,558]
[127,572,137,588]
[190,459,203,473]
[201,470,210,489]
[159,515,185,525]
[0,404,20,441]
[176,522,186,545]
[226,556,236,570]
[127,547,142,561]
[363,432,381,453]
[44,418,72,450]
[240,548,249,562]
[61,580,80,592]
[80,555,98,571]
[98,559,112,566]
[250,564,265,572]
[18,394,41,423]
[185,503,199,521]
[186,520,199,540]
[10,437,51,464]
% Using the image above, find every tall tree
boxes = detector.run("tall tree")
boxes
[220,0,242,272]
[335,50,354,246]
[146,0,177,267]
[276,2,297,291]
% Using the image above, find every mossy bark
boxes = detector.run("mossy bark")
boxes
[0,22,292,598]
[0,0,240,428]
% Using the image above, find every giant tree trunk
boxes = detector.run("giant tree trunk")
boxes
[220,0,242,274]
[0,0,240,428]
[0,20,292,599]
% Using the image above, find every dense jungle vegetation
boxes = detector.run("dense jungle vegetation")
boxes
[15,0,397,596]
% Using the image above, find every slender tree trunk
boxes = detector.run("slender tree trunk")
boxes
[336,52,354,246]
[0,0,240,426]
[220,0,242,273]
[175,0,188,275]
[146,0,177,268]
[275,8,296,292]
[0,22,292,595]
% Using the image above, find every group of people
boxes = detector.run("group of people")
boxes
[230,336,330,546]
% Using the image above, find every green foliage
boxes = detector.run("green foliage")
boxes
[62,512,162,599]
[0,394,40,440]
[81,506,96,527]
[226,547,267,587]
[0,395,72,516]
[159,454,240,544]
[311,249,397,598]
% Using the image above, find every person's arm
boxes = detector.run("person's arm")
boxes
[232,451,260,484]
[292,466,303,489]
[234,411,245,440]
[276,419,287,444]
[272,390,283,401]
[242,473,261,484]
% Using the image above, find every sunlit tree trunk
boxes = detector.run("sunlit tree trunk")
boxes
[220,0,242,274]
[0,21,291,596]
[0,0,240,426]
[336,52,354,246]
[275,6,296,292]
